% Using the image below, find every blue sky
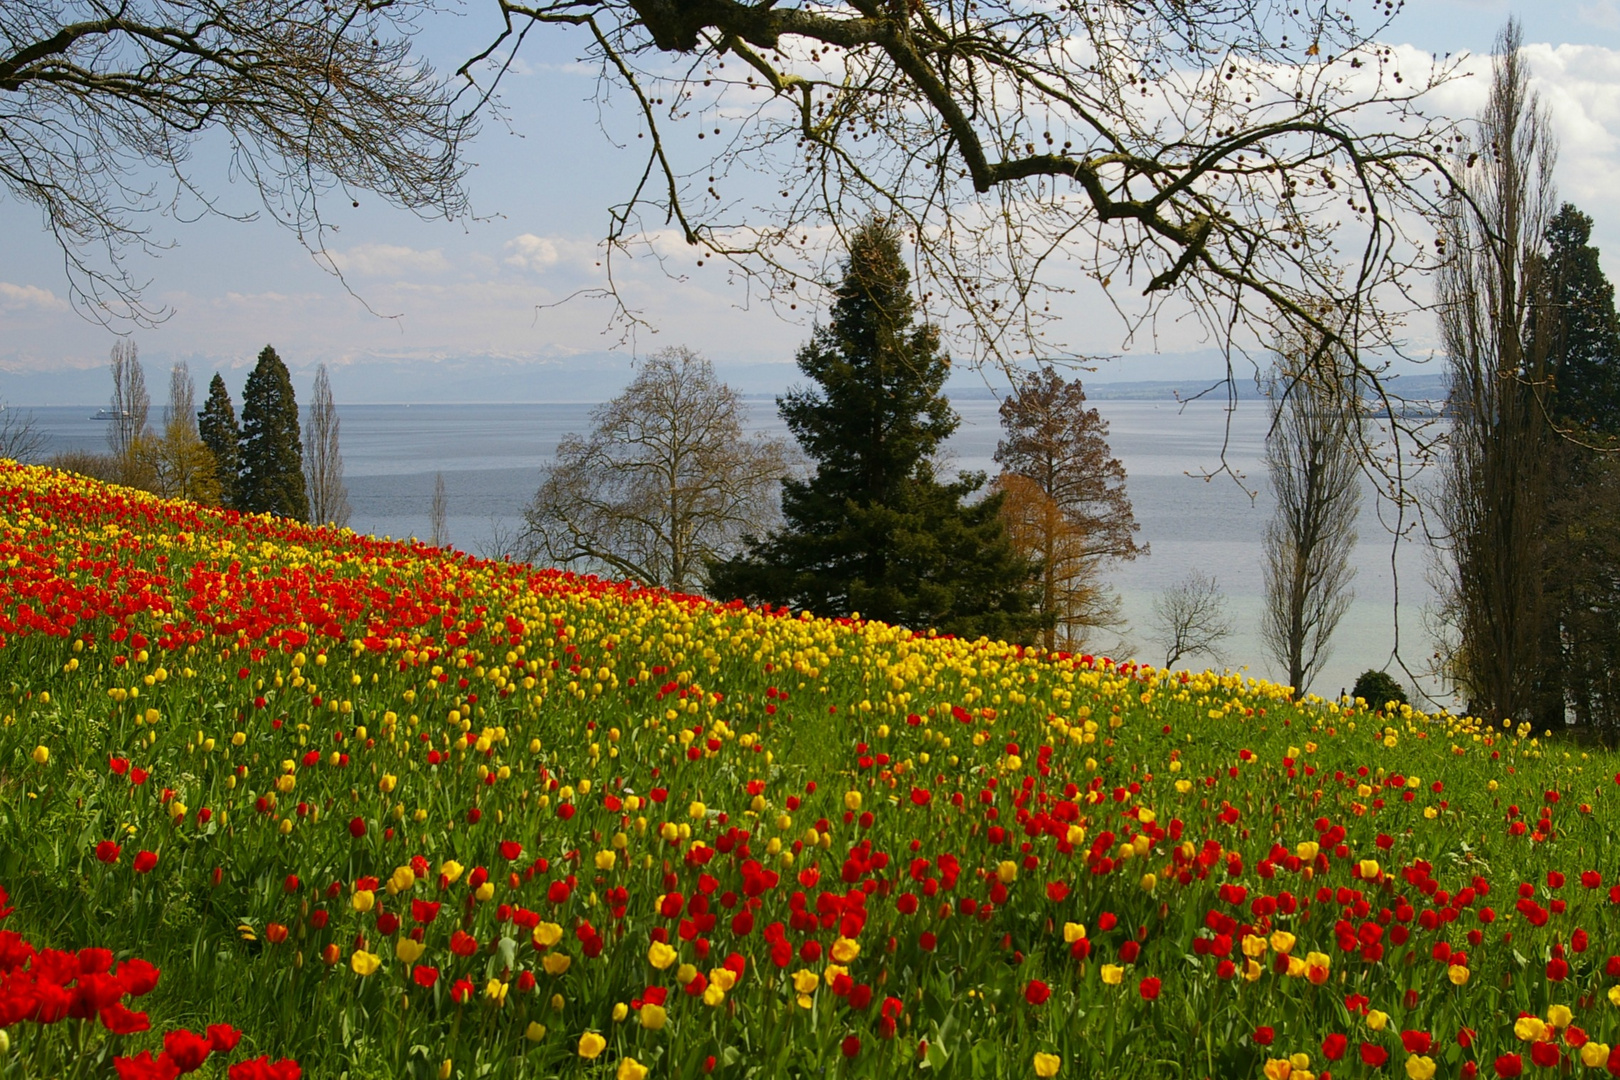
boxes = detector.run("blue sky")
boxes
[4,1,1620,403]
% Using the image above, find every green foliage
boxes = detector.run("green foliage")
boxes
[198,373,243,510]
[1352,669,1408,712]
[1539,204,1620,730]
[1545,204,1620,435]
[238,346,308,521]
[708,220,1041,642]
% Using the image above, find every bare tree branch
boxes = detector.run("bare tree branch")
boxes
[2,1,474,323]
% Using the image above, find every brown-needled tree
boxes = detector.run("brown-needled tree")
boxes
[993,366,1144,652]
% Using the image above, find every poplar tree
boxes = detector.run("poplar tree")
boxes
[708,220,1041,643]
[303,363,352,527]
[238,346,309,521]
[198,374,243,510]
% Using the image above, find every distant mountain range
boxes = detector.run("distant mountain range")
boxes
[0,351,1450,407]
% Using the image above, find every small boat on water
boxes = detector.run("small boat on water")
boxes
[92,409,130,420]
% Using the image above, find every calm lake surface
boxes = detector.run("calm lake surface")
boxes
[22,399,1442,702]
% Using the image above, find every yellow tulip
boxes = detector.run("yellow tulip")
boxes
[648,940,677,970]
[395,938,426,963]
[1447,964,1469,986]
[1034,1052,1061,1077]
[350,950,381,976]
[1548,1004,1574,1029]
[525,1022,547,1042]
[1100,964,1123,985]
[1515,1016,1547,1042]
[617,1060,649,1080]
[542,952,572,976]
[1405,1056,1435,1080]
[1063,923,1087,943]
[533,922,564,949]
[31,745,48,765]
[1582,1043,1611,1069]
[578,1032,607,1059]
[1269,931,1296,954]
[639,1003,667,1030]
[351,889,375,913]
[793,969,820,995]
[997,860,1018,884]
[1366,1010,1389,1032]
[831,937,860,963]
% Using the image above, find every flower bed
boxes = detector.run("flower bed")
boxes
[0,462,1613,1079]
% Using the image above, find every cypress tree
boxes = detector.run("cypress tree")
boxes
[198,373,243,510]
[709,219,1041,642]
[238,345,309,521]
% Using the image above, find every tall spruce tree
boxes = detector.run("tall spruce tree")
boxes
[1546,204,1620,434]
[708,220,1041,642]
[238,346,309,521]
[1540,203,1620,731]
[198,373,243,509]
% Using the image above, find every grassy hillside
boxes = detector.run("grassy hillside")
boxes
[0,462,1614,1080]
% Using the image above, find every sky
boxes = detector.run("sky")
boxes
[4,1,1620,403]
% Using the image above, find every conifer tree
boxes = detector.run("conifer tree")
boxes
[708,219,1041,642]
[1545,204,1620,434]
[238,346,309,521]
[1540,204,1620,729]
[198,373,243,510]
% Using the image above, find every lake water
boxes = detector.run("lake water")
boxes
[19,399,1442,703]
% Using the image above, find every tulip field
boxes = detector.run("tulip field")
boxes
[3,462,1620,1080]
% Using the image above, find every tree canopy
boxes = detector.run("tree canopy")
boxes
[709,219,1040,642]
[523,347,790,593]
[993,366,1144,652]
[3,1,472,321]
[239,346,308,521]
[472,1,1461,378]
[198,374,243,511]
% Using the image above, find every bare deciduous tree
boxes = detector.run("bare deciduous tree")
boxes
[993,365,1145,652]
[4,2,473,322]
[0,399,44,463]
[304,364,352,527]
[523,346,792,593]
[166,362,196,435]
[473,2,1460,393]
[1435,20,1558,723]
[1151,570,1234,670]
[140,363,205,499]
[430,472,449,548]
[1260,346,1362,695]
[135,362,219,503]
[106,339,149,473]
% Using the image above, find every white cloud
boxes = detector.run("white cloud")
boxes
[329,243,452,278]
[503,233,562,270]
[0,282,67,311]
